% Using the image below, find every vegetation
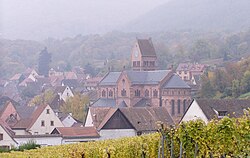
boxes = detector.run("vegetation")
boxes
[1,29,250,78]
[0,140,40,153]
[28,90,55,106]
[38,48,51,77]
[199,57,250,99]
[60,93,89,122]
[1,113,249,158]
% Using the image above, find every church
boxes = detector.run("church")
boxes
[92,38,192,123]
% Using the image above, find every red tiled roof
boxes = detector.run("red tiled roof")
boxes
[54,127,99,138]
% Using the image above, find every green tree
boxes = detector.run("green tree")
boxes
[38,47,51,77]
[28,90,54,106]
[60,94,89,122]
[198,75,215,98]
[232,79,241,98]
[241,70,250,93]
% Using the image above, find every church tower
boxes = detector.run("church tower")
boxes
[131,38,157,71]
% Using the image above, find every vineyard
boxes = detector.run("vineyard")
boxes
[1,114,249,158]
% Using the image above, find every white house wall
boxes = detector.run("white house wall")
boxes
[84,109,93,127]
[0,126,17,148]
[99,129,136,140]
[181,100,209,123]
[15,136,62,146]
[61,86,74,102]
[29,105,64,134]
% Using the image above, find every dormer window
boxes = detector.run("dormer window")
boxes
[218,111,227,118]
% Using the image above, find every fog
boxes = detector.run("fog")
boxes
[0,0,169,40]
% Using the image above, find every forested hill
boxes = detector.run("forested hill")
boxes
[1,29,250,78]
[124,0,250,32]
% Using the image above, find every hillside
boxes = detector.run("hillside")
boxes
[124,0,250,32]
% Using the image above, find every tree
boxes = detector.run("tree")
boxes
[38,47,51,77]
[198,75,215,98]
[28,90,54,106]
[241,70,250,93]
[60,93,89,122]
[232,79,241,98]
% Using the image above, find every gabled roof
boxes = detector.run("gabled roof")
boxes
[137,38,156,57]
[15,106,36,119]
[163,74,190,89]
[94,107,174,132]
[120,107,174,131]
[52,127,99,138]
[91,98,116,107]
[195,99,250,120]
[54,86,67,94]
[126,70,171,85]
[61,79,80,89]
[99,72,121,86]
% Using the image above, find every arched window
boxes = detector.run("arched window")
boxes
[177,99,181,114]
[153,89,158,97]
[122,79,125,88]
[121,89,126,96]
[108,90,113,97]
[145,89,149,97]
[101,90,106,97]
[183,99,187,113]
[171,100,175,115]
[135,89,140,97]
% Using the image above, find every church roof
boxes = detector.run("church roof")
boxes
[99,72,121,86]
[163,74,190,89]
[126,70,171,85]
[137,38,156,57]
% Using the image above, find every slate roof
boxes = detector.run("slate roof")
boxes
[163,74,190,89]
[52,127,99,138]
[61,79,80,89]
[95,107,174,132]
[133,98,151,107]
[54,86,67,94]
[137,38,157,57]
[91,98,116,107]
[15,106,36,119]
[195,99,250,120]
[126,70,171,85]
[99,72,121,86]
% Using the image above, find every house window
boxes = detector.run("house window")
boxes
[137,61,140,66]
[108,90,113,97]
[121,89,126,96]
[183,100,187,113]
[145,89,149,97]
[46,109,50,114]
[171,100,175,115]
[153,90,158,97]
[133,61,136,67]
[50,121,54,126]
[101,90,106,97]
[41,120,45,126]
[218,111,227,118]
[135,89,140,97]
[177,99,181,114]
[67,92,69,96]
[0,134,3,140]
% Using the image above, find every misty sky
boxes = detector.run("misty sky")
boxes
[0,0,169,40]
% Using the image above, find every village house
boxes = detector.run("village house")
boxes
[181,99,250,123]
[53,86,74,102]
[12,104,64,135]
[176,63,206,82]
[85,107,174,139]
